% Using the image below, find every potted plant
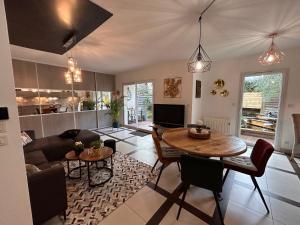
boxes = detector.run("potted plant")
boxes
[74,141,84,156]
[106,92,124,128]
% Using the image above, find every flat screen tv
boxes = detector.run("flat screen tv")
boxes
[153,104,185,127]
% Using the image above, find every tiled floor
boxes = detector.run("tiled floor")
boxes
[44,127,300,225]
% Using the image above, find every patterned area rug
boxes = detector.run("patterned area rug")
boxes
[64,151,157,225]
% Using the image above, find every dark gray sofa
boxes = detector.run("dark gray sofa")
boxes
[23,129,100,225]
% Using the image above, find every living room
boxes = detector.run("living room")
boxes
[1,1,300,225]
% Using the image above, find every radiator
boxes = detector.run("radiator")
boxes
[203,117,231,135]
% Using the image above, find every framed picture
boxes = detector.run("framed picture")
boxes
[164,77,182,98]
[195,80,201,98]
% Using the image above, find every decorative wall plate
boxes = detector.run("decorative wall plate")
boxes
[210,90,217,95]
[214,79,225,89]
[220,89,229,97]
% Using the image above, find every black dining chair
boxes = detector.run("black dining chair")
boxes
[177,155,224,225]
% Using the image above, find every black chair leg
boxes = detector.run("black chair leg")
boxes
[213,192,224,225]
[176,185,189,220]
[177,161,181,172]
[250,175,269,213]
[155,164,165,190]
[223,169,230,185]
[151,159,159,173]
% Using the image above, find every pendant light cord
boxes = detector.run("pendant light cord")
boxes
[198,0,216,47]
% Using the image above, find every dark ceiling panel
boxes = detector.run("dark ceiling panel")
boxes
[4,0,112,54]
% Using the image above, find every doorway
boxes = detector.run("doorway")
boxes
[238,72,284,148]
[123,82,153,132]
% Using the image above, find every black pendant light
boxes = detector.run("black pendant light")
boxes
[188,0,216,73]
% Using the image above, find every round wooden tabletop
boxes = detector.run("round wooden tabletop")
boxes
[65,150,79,160]
[79,147,113,162]
[162,128,247,157]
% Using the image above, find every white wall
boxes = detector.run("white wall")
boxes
[116,48,300,151]
[0,1,33,225]
[116,60,194,124]
[198,48,300,151]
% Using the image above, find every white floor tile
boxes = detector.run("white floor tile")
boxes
[126,186,166,221]
[101,204,145,225]
[116,141,136,154]
[224,201,274,225]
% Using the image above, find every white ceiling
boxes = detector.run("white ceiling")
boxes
[10,0,300,74]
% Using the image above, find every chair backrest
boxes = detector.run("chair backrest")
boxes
[292,114,300,144]
[180,155,224,193]
[152,131,164,162]
[250,139,274,176]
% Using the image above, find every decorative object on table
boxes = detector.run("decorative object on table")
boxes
[187,0,216,73]
[214,79,225,89]
[195,80,201,98]
[106,91,124,128]
[74,141,84,156]
[164,77,182,98]
[90,139,103,149]
[220,89,229,97]
[258,32,284,66]
[210,89,217,95]
[188,127,211,139]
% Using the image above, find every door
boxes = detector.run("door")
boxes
[123,82,153,131]
[238,72,284,148]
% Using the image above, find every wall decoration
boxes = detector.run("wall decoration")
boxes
[210,90,217,95]
[195,80,201,98]
[164,77,182,98]
[220,89,229,97]
[210,79,229,97]
[214,79,225,89]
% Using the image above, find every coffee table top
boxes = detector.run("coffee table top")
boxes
[79,147,113,162]
[65,150,79,160]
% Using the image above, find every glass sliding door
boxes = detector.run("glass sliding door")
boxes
[123,82,153,131]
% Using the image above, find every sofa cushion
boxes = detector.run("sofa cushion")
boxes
[59,129,81,139]
[21,131,33,146]
[26,164,41,175]
[24,150,48,166]
[24,136,75,161]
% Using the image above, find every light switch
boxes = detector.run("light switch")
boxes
[0,135,8,146]
[0,121,6,133]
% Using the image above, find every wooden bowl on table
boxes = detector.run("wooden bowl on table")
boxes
[188,128,211,139]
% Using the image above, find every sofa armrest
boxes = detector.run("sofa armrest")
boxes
[27,164,67,225]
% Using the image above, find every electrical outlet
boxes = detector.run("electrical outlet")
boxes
[0,135,8,146]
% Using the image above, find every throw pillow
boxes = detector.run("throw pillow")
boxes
[25,164,41,175]
[21,131,33,146]
[59,129,81,139]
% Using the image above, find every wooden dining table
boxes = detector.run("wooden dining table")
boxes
[162,128,247,157]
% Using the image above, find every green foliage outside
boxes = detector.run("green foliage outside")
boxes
[244,74,282,102]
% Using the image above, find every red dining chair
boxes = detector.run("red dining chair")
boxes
[222,139,274,213]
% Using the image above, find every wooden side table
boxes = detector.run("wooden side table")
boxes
[65,150,82,179]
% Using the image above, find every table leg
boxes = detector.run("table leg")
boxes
[79,160,82,178]
[87,162,91,187]
[67,160,70,178]
[111,155,114,176]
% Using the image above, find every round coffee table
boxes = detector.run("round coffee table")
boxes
[65,150,82,179]
[79,147,113,187]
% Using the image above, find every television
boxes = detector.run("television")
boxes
[153,104,185,127]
